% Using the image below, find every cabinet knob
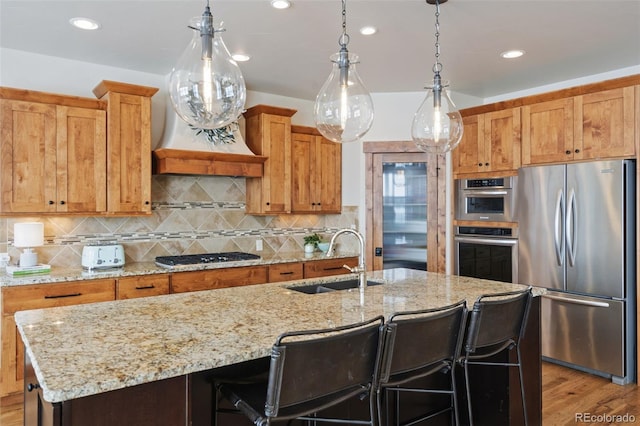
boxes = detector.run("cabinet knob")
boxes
[478,163,483,167]
[145,201,150,205]
[484,162,489,166]
[566,150,571,155]
[59,200,66,205]
[266,202,270,206]
[574,149,580,153]
[48,200,54,205]
[27,383,40,392]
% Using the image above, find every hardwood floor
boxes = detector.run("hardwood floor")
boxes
[0,362,637,425]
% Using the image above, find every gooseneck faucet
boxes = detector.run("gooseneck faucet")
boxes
[326,228,366,290]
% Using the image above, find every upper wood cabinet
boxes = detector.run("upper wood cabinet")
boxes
[0,98,106,213]
[291,125,342,213]
[0,82,158,216]
[244,105,297,215]
[453,108,521,177]
[93,81,158,215]
[522,86,636,165]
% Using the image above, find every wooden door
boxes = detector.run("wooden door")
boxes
[484,108,521,172]
[0,100,57,213]
[57,106,107,213]
[317,136,341,213]
[574,86,635,160]
[522,98,574,165]
[365,143,444,273]
[452,114,483,175]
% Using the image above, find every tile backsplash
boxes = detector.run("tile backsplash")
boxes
[0,175,358,267]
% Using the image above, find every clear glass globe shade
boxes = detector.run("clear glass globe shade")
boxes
[313,53,374,143]
[169,19,246,130]
[411,85,463,154]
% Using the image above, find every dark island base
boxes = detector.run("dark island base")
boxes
[25,298,540,426]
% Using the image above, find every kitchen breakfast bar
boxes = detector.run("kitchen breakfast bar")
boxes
[14,268,544,426]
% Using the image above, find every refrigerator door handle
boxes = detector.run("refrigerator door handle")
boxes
[543,293,610,308]
[554,189,565,266]
[566,188,577,267]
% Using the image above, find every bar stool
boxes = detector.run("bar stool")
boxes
[214,315,384,425]
[377,301,468,425]
[459,287,533,426]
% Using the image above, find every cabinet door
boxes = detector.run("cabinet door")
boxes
[117,274,170,299]
[574,86,635,160]
[453,114,484,175]
[105,92,152,214]
[484,108,521,172]
[245,112,292,214]
[0,100,57,213]
[522,98,574,165]
[57,106,107,213]
[291,132,316,212]
[317,137,342,213]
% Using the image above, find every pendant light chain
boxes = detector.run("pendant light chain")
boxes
[339,0,350,48]
[432,0,443,75]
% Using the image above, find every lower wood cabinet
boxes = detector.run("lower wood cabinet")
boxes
[170,266,269,293]
[303,257,358,278]
[0,279,115,403]
[116,274,170,300]
[268,262,304,283]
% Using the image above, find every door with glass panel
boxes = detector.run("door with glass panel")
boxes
[365,147,443,272]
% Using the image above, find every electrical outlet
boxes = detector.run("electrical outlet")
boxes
[256,239,263,251]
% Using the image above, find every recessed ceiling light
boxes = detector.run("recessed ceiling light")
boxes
[232,53,251,62]
[501,50,525,59]
[271,0,291,9]
[360,26,377,36]
[69,17,101,31]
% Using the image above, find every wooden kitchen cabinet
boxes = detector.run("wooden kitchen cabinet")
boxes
[0,95,107,214]
[116,274,170,299]
[522,98,575,165]
[170,265,269,293]
[93,81,158,215]
[244,105,297,215]
[453,108,521,177]
[573,86,636,160]
[303,256,359,279]
[0,279,115,403]
[268,262,304,283]
[291,126,342,213]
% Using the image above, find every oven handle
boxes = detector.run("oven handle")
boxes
[454,236,518,246]
[463,190,508,196]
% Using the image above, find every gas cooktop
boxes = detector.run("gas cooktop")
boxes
[155,252,261,268]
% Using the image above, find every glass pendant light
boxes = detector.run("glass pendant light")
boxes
[411,0,463,154]
[313,0,374,143]
[169,0,246,130]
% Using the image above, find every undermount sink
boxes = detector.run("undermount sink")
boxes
[288,279,383,294]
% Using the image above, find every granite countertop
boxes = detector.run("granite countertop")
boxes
[0,251,358,287]
[15,268,545,403]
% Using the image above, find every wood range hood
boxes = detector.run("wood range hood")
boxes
[152,149,267,178]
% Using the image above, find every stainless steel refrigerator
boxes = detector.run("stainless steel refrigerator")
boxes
[516,159,636,384]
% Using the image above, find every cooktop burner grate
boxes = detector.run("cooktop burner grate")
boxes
[155,252,261,268]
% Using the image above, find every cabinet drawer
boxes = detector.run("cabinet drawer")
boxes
[171,266,269,293]
[268,262,303,283]
[117,274,170,300]
[1,279,115,315]
[303,257,358,278]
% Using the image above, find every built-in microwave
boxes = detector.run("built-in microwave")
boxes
[455,176,516,222]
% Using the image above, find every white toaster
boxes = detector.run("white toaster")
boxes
[82,244,125,270]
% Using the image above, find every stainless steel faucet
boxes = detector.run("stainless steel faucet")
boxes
[326,228,367,290]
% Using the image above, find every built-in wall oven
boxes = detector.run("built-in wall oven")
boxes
[454,226,518,284]
[455,176,516,222]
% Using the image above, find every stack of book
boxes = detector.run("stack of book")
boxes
[5,264,51,277]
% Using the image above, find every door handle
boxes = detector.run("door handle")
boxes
[554,189,565,266]
[566,188,577,267]
[543,294,609,308]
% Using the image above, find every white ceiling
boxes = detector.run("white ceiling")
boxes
[1,0,639,101]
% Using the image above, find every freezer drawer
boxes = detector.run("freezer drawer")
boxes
[541,292,625,378]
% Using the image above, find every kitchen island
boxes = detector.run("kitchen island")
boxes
[15,268,543,425]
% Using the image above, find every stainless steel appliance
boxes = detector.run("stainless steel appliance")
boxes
[516,159,636,384]
[454,226,518,284]
[155,252,260,268]
[455,176,516,222]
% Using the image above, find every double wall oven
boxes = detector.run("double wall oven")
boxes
[454,176,518,284]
